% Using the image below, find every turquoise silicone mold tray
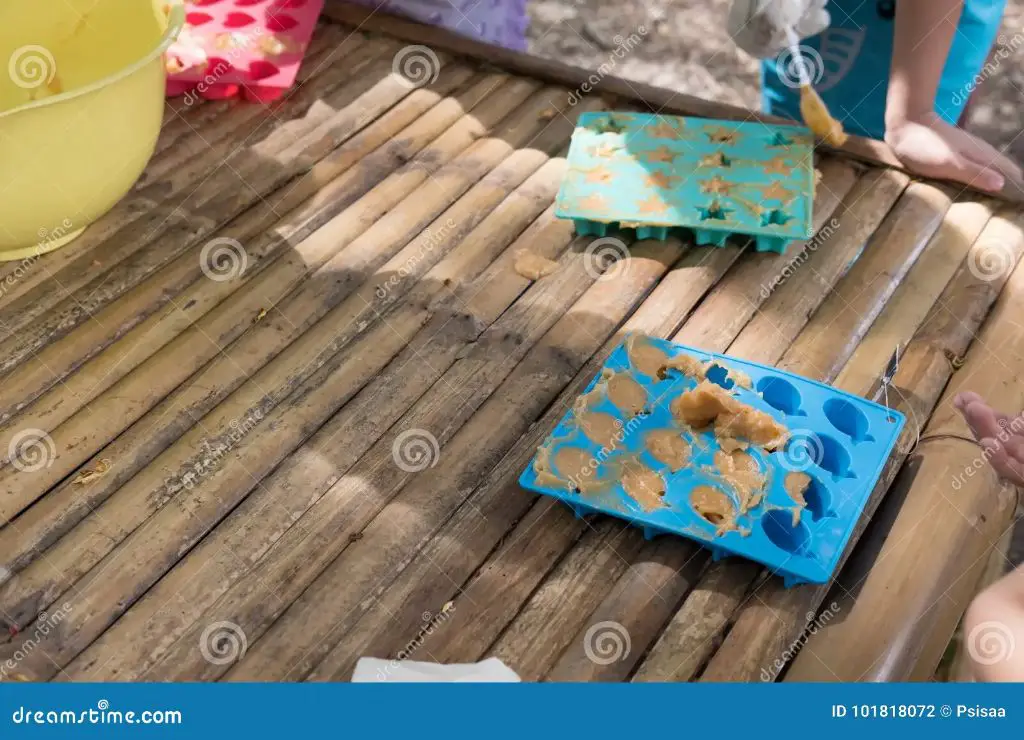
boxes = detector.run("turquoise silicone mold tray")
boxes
[518,334,906,587]
[555,112,816,254]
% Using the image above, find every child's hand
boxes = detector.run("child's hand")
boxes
[953,391,1024,486]
[885,113,1022,194]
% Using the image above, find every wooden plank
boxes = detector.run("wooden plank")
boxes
[0,72,527,528]
[0,29,379,316]
[307,162,858,680]
[785,220,1024,681]
[0,90,583,677]
[442,166,902,680]
[319,1,1024,205]
[64,199,579,681]
[479,164,869,682]
[208,238,689,682]
[775,182,953,379]
[0,67,483,444]
[833,199,995,397]
[0,37,413,370]
[699,209,1024,682]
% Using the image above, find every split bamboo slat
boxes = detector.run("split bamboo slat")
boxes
[0,15,1021,683]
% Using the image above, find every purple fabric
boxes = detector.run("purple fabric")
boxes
[352,0,529,51]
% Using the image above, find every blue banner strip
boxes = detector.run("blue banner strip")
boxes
[0,684,1018,737]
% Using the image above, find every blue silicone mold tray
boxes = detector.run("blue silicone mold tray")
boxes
[518,334,906,586]
[555,112,815,254]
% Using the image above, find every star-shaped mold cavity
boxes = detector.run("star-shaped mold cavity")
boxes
[759,209,792,227]
[645,118,685,139]
[577,193,610,212]
[644,171,680,189]
[582,166,614,184]
[591,115,628,135]
[696,201,733,221]
[637,194,670,215]
[645,146,678,165]
[762,157,794,175]
[700,176,732,196]
[759,182,792,201]
[699,152,731,168]
[706,126,740,145]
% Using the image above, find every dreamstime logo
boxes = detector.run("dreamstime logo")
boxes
[775,45,824,89]
[583,620,631,665]
[967,620,1015,667]
[7,428,57,472]
[777,429,823,473]
[0,602,73,681]
[376,603,456,680]
[951,415,1024,490]
[567,26,648,105]
[375,219,457,300]
[199,621,248,666]
[8,45,56,90]
[760,217,840,299]
[951,31,1024,107]
[392,45,441,89]
[761,601,841,681]
[583,237,630,281]
[200,237,248,282]
[391,428,440,472]
[967,237,1014,283]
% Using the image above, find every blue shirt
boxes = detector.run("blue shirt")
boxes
[761,0,1007,139]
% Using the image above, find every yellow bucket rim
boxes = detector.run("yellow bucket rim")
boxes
[0,0,186,122]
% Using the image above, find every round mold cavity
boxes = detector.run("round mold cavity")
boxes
[817,434,855,480]
[705,363,734,390]
[823,398,873,443]
[266,13,300,31]
[761,509,811,555]
[803,476,834,520]
[205,57,237,77]
[756,376,805,416]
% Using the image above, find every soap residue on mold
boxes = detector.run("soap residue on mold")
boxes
[783,471,811,524]
[690,485,738,533]
[625,333,671,378]
[617,456,667,511]
[645,428,691,472]
[514,249,559,280]
[715,405,789,450]
[671,380,741,429]
[607,371,648,416]
[714,449,766,513]
[727,367,753,390]
[578,410,625,449]
[533,444,604,494]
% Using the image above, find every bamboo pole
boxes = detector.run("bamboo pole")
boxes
[696,209,1024,682]
[0,91,592,679]
[785,224,1024,681]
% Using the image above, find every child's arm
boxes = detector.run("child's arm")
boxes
[885,0,1022,192]
[964,566,1024,681]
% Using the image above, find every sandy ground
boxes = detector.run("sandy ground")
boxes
[527,0,1024,157]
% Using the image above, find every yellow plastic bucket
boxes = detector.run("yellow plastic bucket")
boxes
[0,0,184,261]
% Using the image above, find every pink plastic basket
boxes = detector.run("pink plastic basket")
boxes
[165,0,324,103]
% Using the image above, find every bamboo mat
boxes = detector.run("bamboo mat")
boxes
[0,19,1021,683]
